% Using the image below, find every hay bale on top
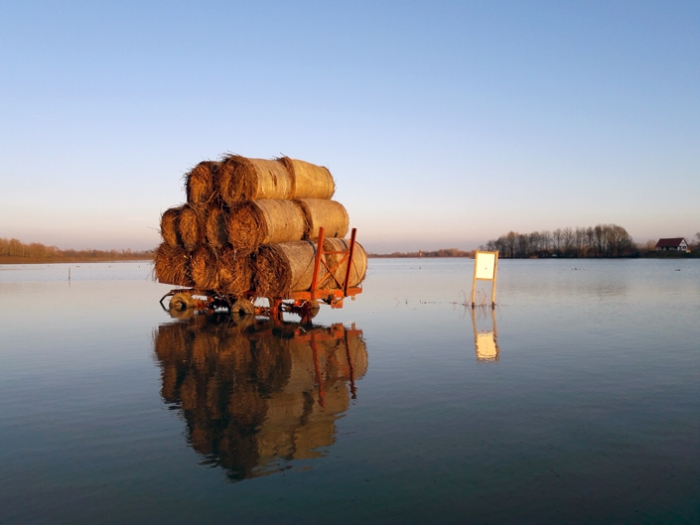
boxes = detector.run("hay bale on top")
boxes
[179,204,205,252]
[323,238,367,288]
[205,204,229,250]
[279,157,335,199]
[160,206,182,248]
[186,161,221,205]
[191,245,220,291]
[218,247,253,296]
[218,155,293,204]
[154,242,193,287]
[255,240,328,297]
[227,200,306,252]
[296,199,349,239]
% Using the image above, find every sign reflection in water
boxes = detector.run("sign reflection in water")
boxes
[153,314,368,481]
[470,307,499,362]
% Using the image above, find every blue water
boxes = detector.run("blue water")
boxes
[1,259,698,524]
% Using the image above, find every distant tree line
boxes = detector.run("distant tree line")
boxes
[369,248,474,258]
[480,224,637,258]
[0,238,153,260]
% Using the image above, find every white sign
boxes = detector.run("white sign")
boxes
[475,252,496,280]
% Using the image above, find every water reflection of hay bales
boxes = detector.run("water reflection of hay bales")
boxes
[153,315,367,481]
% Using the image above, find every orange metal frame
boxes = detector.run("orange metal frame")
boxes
[289,226,362,305]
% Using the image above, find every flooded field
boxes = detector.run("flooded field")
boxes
[1,259,698,524]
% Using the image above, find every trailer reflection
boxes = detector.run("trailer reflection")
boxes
[152,314,368,482]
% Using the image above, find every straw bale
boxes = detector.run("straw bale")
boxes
[218,247,253,296]
[160,206,182,248]
[179,204,205,252]
[186,161,220,205]
[227,200,306,252]
[254,240,327,297]
[218,155,293,204]
[279,157,335,199]
[322,238,367,288]
[296,199,349,239]
[191,245,220,291]
[205,204,229,250]
[154,242,193,287]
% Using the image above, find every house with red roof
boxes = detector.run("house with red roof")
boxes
[655,238,690,252]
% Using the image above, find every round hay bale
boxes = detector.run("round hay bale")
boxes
[218,155,293,204]
[218,247,253,296]
[186,161,221,205]
[191,245,220,291]
[160,206,182,248]
[227,200,306,252]
[323,238,367,288]
[254,240,327,297]
[205,204,229,250]
[279,157,335,199]
[296,199,349,239]
[179,204,205,252]
[154,242,193,287]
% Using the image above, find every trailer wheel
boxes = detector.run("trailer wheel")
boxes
[307,301,321,319]
[170,292,195,312]
[231,298,255,316]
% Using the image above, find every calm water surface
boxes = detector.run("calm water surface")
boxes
[1,259,698,524]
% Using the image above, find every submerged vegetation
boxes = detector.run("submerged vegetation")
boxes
[0,238,153,263]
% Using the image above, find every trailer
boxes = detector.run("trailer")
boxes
[160,227,362,323]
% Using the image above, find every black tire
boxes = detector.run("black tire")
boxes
[230,298,255,316]
[170,292,195,312]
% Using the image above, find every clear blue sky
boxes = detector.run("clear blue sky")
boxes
[1,1,698,252]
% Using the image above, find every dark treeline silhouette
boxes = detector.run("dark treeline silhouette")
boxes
[481,224,637,258]
[0,237,153,261]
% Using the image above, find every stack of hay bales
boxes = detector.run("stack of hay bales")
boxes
[154,155,367,297]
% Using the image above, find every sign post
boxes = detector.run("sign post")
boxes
[471,250,499,308]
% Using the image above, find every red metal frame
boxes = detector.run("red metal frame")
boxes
[288,226,362,305]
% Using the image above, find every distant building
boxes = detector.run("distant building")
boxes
[655,238,690,252]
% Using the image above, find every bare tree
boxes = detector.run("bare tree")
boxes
[562,227,575,257]
[574,227,587,257]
